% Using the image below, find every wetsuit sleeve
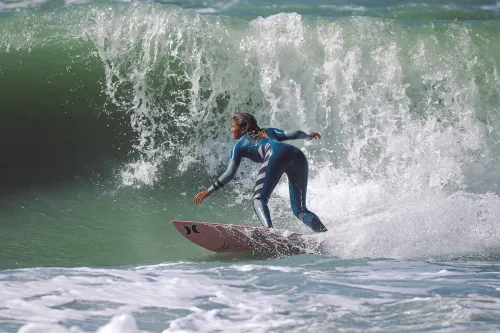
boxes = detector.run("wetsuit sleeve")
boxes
[207,142,242,194]
[269,128,313,141]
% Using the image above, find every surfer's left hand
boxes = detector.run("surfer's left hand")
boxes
[309,132,321,140]
[194,190,211,204]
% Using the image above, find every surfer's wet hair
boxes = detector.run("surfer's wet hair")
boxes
[233,112,268,139]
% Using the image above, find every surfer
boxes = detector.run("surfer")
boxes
[194,112,327,233]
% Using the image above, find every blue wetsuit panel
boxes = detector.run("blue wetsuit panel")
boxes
[229,128,287,166]
[206,128,327,232]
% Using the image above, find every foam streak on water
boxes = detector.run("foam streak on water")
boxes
[1,259,500,333]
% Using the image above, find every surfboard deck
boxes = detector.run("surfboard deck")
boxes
[172,220,310,256]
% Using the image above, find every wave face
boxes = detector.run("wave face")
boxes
[1,3,500,262]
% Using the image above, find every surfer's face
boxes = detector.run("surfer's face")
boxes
[231,120,243,140]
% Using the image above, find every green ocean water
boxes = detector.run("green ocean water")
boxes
[1,4,500,269]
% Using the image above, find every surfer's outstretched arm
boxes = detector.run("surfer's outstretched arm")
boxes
[207,159,239,194]
[270,128,321,141]
[194,140,243,204]
[194,159,240,204]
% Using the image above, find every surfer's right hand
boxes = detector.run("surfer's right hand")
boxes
[194,190,211,204]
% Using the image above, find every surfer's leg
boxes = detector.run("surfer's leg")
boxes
[253,150,284,228]
[287,153,328,233]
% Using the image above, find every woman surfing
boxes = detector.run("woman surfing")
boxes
[194,112,327,233]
